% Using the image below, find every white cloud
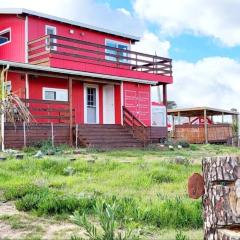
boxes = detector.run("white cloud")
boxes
[0,0,143,37]
[168,57,240,110]
[132,31,170,57]
[117,8,131,16]
[134,0,240,47]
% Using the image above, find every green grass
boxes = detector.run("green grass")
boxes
[1,144,240,239]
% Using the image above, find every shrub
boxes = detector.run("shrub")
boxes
[176,140,190,148]
[150,170,174,183]
[4,184,46,201]
[175,231,190,240]
[142,198,202,229]
[71,200,140,240]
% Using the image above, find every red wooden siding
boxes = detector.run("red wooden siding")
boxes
[123,82,151,126]
[8,72,26,97]
[114,85,121,124]
[28,15,130,46]
[0,15,26,62]
[9,72,122,124]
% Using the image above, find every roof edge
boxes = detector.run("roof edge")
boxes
[0,8,140,42]
[0,60,156,85]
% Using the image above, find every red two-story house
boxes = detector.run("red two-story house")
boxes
[0,8,173,149]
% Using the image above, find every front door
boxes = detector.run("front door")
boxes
[103,85,115,124]
[85,85,98,124]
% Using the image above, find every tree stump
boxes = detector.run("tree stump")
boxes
[202,156,240,239]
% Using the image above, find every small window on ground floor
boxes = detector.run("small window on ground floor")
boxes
[43,88,68,101]
[0,28,11,46]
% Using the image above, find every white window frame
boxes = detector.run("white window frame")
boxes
[42,87,68,101]
[45,25,57,51]
[0,28,11,46]
[84,83,99,124]
[105,39,130,63]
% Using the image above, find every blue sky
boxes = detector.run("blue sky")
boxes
[97,0,240,62]
[1,0,240,109]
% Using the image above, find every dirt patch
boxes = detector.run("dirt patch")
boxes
[0,201,19,216]
[0,201,86,239]
[0,221,31,239]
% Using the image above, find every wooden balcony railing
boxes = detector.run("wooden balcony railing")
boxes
[123,106,149,146]
[21,99,75,124]
[28,34,172,76]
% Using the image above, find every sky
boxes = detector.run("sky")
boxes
[1,0,240,110]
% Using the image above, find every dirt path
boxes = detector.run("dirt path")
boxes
[0,201,86,240]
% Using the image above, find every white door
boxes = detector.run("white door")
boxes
[103,85,115,124]
[84,85,99,124]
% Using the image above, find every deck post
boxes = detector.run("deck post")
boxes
[162,84,168,131]
[163,84,167,106]
[178,111,181,125]
[69,77,73,146]
[222,112,224,124]
[75,124,78,149]
[204,109,208,144]
[51,122,54,147]
[23,121,26,148]
[172,114,175,138]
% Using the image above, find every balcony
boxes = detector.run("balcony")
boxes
[28,34,173,83]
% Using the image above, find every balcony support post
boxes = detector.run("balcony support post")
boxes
[69,77,73,146]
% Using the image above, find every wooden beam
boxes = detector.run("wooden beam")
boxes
[163,84,167,106]
[222,112,224,123]
[69,78,73,146]
[178,111,181,125]
[204,109,208,144]
[172,115,175,138]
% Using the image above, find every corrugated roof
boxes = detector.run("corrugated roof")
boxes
[0,8,140,41]
[168,107,239,116]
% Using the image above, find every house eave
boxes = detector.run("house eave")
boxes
[0,60,157,85]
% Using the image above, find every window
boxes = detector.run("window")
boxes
[151,105,167,127]
[0,28,11,46]
[43,88,68,101]
[45,25,57,50]
[105,39,129,62]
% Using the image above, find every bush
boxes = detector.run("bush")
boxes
[142,198,202,228]
[150,170,174,183]
[4,184,46,201]
[176,140,190,148]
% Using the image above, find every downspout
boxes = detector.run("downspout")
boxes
[0,65,10,151]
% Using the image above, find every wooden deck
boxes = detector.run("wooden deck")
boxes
[173,124,233,144]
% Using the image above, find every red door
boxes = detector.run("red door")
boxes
[124,83,150,125]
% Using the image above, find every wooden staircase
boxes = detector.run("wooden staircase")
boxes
[76,124,144,149]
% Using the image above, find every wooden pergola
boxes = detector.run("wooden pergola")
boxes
[168,107,239,144]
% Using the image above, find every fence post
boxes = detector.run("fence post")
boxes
[23,121,26,148]
[75,124,78,149]
[51,122,54,147]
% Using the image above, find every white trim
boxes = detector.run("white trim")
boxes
[25,74,29,99]
[150,86,152,126]
[42,87,68,101]
[25,16,28,63]
[45,25,57,50]
[103,85,115,124]
[84,83,99,124]
[120,81,124,125]
[0,8,140,41]
[0,27,11,46]
[0,60,157,85]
